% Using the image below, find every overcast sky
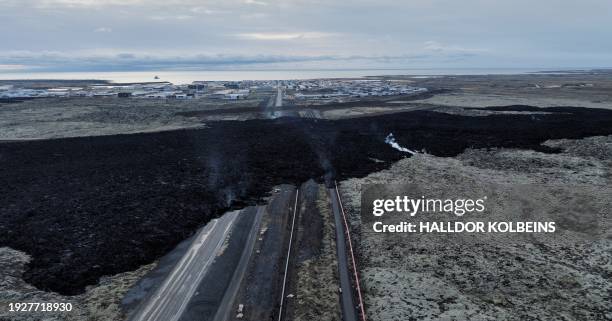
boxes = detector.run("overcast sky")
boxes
[1,0,611,72]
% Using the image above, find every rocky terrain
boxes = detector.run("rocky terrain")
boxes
[0,246,154,321]
[1,72,612,320]
[291,184,342,321]
[0,96,265,140]
[391,70,612,111]
[339,135,612,321]
[2,106,612,296]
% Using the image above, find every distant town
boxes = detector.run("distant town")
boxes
[0,79,427,102]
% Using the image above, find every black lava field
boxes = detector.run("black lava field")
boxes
[2,106,612,295]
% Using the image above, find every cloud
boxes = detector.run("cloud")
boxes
[189,7,229,15]
[244,0,268,6]
[423,41,485,54]
[235,32,334,41]
[0,51,337,71]
[2,0,611,69]
[149,15,193,21]
[0,49,492,72]
[33,0,146,8]
[0,64,27,71]
[15,0,268,9]
[240,12,268,19]
[94,27,112,33]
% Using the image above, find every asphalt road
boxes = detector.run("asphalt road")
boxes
[229,185,298,321]
[263,85,283,118]
[212,207,265,321]
[277,189,299,321]
[329,187,359,321]
[275,86,283,107]
[129,211,240,321]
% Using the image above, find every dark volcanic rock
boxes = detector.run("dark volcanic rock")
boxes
[1,107,612,295]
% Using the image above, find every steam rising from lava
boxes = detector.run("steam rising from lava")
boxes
[385,133,416,155]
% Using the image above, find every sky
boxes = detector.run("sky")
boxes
[0,0,611,72]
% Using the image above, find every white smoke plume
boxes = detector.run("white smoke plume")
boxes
[385,133,416,155]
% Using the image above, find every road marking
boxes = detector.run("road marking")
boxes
[277,188,299,321]
[131,211,239,321]
[134,219,219,321]
[335,181,367,321]
[212,207,265,321]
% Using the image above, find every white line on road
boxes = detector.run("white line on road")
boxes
[212,207,265,321]
[277,188,299,321]
[131,211,239,321]
[134,220,219,321]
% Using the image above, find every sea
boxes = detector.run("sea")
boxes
[0,68,590,85]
